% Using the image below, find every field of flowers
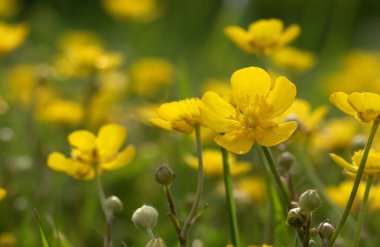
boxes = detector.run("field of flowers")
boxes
[2,0,380,246]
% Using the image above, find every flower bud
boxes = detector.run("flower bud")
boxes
[318,222,335,240]
[308,240,317,247]
[146,237,166,247]
[299,189,320,212]
[278,151,294,172]
[155,165,175,186]
[352,135,366,151]
[286,207,308,228]
[132,205,158,229]
[104,196,123,214]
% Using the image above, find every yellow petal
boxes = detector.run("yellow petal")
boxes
[224,26,253,53]
[68,130,96,151]
[214,130,254,154]
[200,91,239,133]
[256,121,297,146]
[102,145,135,170]
[278,24,300,46]
[347,92,380,122]
[267,76,296,117]
[158,101,182,121]
[231,67,271,105]
[47,152,74,172]
[149,117,173,131]
[96,124,127,160]
[329,92,357,117]
[329,153,357,172]
[0,188,7,201]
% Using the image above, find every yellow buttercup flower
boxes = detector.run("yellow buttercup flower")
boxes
[277,98,327,134]
[200,67,298,154]
[0,188,6,201]
[184,149,251,177]
[37,99,83,125]
[0,22,29,54]
[330,149,380,178]
[101,0,161,22]
[235,176,267,204]
[224,18,300,55]
[129,58,175,98]
[0,232,16,246]
[271,47,316,73]
[47,124,135,180]
[149,98,201,133]
[330,92,380,123]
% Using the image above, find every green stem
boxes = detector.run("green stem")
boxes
[221,148,241,247]
[95,166,113,247]
[352,175,374,247]
[328,119,379,247]
[146,227,155,240]
[261,146,291,210]
[181,125,204,245]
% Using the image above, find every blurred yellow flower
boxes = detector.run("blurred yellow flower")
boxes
[224,19,300,55]
[101,0,161,22]
[200,67,298,154]
[312,118,358,150]
[129,58,175,98]
[0,0,19,18]
[330,149,380,178]
[277,98,327,134]
[0,188,6,201]
[150,98,201,133]
[330,92,380,123]
[47,124,135,180]
[0,21,28,54]
[184,149,251,177]
[0,232,16,246]
[54,31,123,77]
[235,176,266,204]
[37,99,83,125]
[271,47,316,73]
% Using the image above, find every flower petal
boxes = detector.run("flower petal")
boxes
[214,130,254,154]
[278,24,300,46]
[329,153,357,172]
[200,91,239,133]
[329,92,357,117]
[224,26,253,53]
[267,76,296,117]
[256,121,297,147]
[96,124,127,160]
[102,145,135,170]
[68,130,96,151]
[347,92,380,122]
[149,117,173,131]
[231,67,271,105]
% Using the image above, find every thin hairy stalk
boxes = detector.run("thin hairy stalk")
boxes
[328,119,379,247]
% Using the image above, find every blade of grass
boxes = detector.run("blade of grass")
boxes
[34,209,52,247]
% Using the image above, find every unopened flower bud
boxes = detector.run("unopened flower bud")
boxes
[299,189,320,212]
[352,135,366,151]
[146,237,166,247]
[132,205,158,229]
[104,196,123,214]
[155,165,175,186]
[308,240,317,247]
[286,207,308,228]
[309,228,318,237]
[318,222,335,240]
[278,151,294,172]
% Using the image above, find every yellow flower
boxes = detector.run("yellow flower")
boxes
[37,99,83,125]
[202,79,232,103]
[330,149,380,178]
[0,232,16,246]
[271,47,316,73]
[0,22,29,54]
[224,18,300,55]
[47,124,135,180]
[235,176,266,204]
[101,0,161,22]
[129,58,175,98]
[0,0,19,18]
[312,118,358,150]
[200,67,298,154]
[184,149,251,177]
[277,98,327,134]
[330,92,380,123]
[0,188,6,201]
[149,98,201,133]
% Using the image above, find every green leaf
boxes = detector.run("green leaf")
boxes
[34,209,52,247]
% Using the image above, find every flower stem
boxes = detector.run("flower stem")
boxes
[221,148,241,247]
[261,146,291,210]
[181,125,204,245]
[95,166,113,247]
[352,175,374,247]
[328,119,379,247]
